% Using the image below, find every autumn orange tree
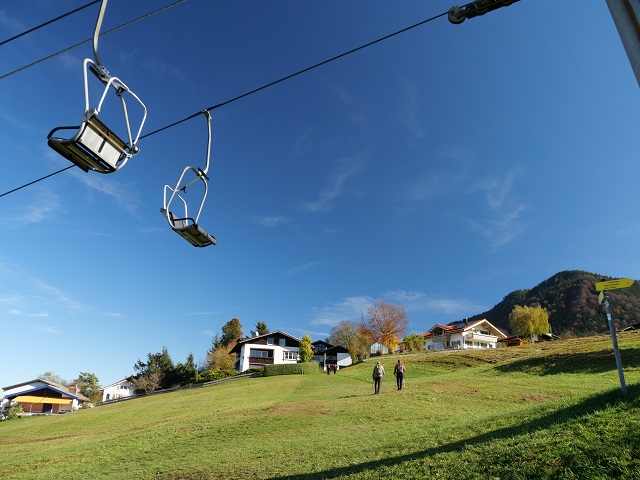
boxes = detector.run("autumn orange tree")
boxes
[365,300,409,353]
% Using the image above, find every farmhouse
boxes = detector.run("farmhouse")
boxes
[424,318,506,350]
[101,376,136,402]
[1,379,89,415]
[230,331,301,372]
[311,340,352,370]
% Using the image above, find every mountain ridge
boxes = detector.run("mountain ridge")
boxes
[467,270,640,337]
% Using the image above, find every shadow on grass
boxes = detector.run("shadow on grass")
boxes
[493,347,640,376]
[268,384,640,480]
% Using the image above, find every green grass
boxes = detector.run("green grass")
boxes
[2,332,640,479]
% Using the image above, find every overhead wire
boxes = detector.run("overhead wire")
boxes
[0,0,189,82]
[0,9,448,199]
[0,0,101,47]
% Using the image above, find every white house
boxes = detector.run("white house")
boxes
[230,331,301,372]
[424,319,507,350]
[1,379,89,415]
[311,340,353,370]
[101,377,136,402]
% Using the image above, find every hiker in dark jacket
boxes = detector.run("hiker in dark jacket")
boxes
[394,360,406,390]
[372,361,385,394]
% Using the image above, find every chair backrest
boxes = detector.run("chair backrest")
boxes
[77,115,128,170]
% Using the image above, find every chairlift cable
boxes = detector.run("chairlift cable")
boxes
[141,10,448,139]
[0,166,75,199]
[0,1,101,48]
[0,0,190,82]
[1,9,448,198]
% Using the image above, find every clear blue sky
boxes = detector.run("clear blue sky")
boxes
[1,0,638,391]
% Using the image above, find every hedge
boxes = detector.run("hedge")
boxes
[263,361,320,377]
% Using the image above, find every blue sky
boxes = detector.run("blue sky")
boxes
[1,0,639,391]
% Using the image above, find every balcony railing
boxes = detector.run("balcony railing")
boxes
[249,356,274,365]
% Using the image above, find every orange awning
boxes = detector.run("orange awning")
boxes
[13,395,72,405]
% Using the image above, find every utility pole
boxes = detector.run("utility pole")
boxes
[605,0,640,87]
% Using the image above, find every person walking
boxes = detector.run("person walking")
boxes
[372,361,385,394]
[394,360,406,390]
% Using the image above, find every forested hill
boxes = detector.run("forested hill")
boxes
[468,270,640,337]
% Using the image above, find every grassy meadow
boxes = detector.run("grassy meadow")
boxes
[2,331,640,479]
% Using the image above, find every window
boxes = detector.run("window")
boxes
[250,349,269,357]
[279,338,286,347]
[283,351,297,361]
[267,337,274,345]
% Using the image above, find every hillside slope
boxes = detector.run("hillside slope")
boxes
[1,333,640,479]
[469,270,640,337]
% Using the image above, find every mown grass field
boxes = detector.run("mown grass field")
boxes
[2,331,640,479]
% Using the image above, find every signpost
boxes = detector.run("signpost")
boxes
[596,278,634,397]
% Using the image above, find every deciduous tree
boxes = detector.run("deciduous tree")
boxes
[39,371,69,386]
[206,339,237,372]
[402,333,426,352]
[298,334,313,362]
[509,305,551,340]
[72,372,102,403]
[329,320,371,362]
[365,300,409,353]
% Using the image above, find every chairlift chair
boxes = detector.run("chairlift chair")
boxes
[161,111,216,248]
[47,0,147,173]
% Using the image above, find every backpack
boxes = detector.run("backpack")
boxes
[375,364,383,376]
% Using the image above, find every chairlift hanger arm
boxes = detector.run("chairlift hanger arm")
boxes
[92,0,110,81]
[448,0,521,24]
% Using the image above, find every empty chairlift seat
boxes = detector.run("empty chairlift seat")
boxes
[47,114,129,174]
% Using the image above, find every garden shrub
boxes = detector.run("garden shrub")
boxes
[264,361,320,377]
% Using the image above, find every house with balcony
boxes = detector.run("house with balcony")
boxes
[230,331,301,372]
[311,340,352,370]
[101,376,136,402]
[1,379,89,415]
[423,318,506,350]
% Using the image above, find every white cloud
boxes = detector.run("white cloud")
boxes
[384,290,487,316]
[284,260,322,276]
[309,295,374,326]
[252,215,290,227]
[70,169,142,215]
[0,10,25,34]
[33,323,58,334]
[470,168,528,248]
[302,152,366,212]
[4,188,61,228]
[398,78,428,141]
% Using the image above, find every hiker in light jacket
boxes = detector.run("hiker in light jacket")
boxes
[372,361,385,394]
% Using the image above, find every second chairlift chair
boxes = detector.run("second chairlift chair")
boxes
[161,111,217,248]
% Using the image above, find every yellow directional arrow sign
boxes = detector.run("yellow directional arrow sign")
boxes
[595,278,634,292]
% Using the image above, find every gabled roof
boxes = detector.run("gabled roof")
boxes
[229,330,300,354]
[312,340,333,348]
[3,379,89,402]
[424,319,507,339]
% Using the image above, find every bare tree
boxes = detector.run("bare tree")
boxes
[365,300,409,353]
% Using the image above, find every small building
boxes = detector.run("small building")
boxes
[423,318,507,350]
[312,340,352,370]
[230,331,301,372]
[1,379,89,415]
[101,377,136,402]
[370,342,389,355]
[497,336,525,347]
